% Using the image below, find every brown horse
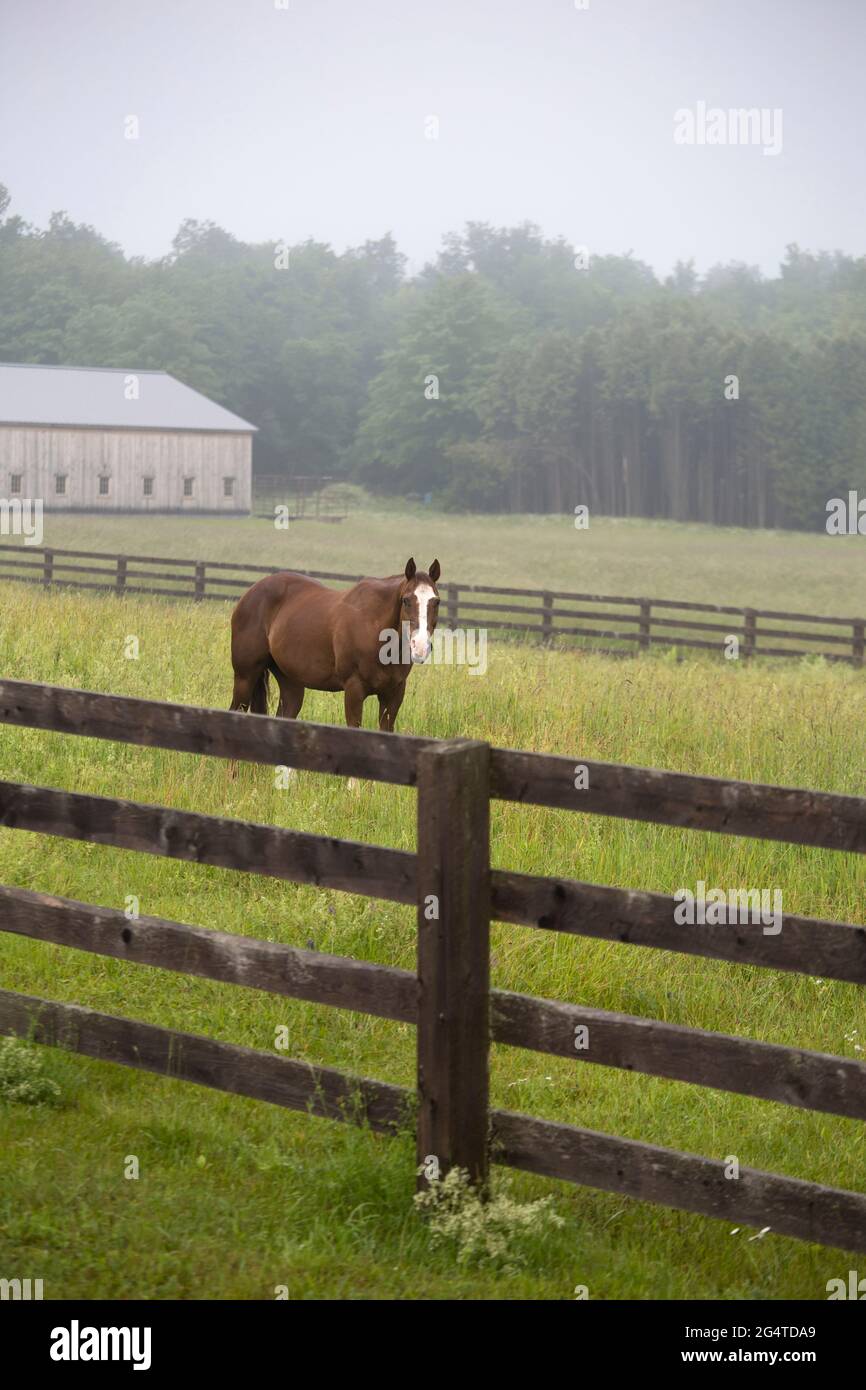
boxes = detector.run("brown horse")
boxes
[230,558,441,730]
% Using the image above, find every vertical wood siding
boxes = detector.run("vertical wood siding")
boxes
[0,426,252,512]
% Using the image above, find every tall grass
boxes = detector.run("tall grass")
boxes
[0,585,864,1300]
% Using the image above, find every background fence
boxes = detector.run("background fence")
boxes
[1,677,866,1251]
[0,542,863,664]
[252,476,350,522]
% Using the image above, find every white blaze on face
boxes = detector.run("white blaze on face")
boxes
[409,583,436,662]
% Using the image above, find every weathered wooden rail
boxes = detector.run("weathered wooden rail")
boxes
[1,676,866,1253]
[0,542,862,664]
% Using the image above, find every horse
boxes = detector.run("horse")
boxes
[229,557,441,731]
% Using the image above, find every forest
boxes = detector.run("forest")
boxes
[2,182,865,530]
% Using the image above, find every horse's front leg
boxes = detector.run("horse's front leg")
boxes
[378,680,406,732]
[343,676,366,729]
[343,678,368,793]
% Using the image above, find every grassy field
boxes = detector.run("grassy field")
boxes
[9,497,866,617]
[0,572,864,1301]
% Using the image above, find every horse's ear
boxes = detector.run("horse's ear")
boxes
[429,559,441,582]
[404,557,416,579]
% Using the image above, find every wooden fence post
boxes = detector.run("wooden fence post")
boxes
[42,548,53,589]
[638,599,651,652]
[416,739,490,1193]
[115,555,127,596]
[852,621,864,668]
[446,583,460,629]
[194,562,206,602]
[542,591,554,644]
[743,609,757,661]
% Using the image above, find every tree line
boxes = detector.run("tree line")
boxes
[2,184,865,530]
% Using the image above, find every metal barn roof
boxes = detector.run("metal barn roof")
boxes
[0,363,256,432]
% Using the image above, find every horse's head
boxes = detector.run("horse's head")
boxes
[400,557,441,663]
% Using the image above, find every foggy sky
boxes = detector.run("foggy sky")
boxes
[2,0,864,276]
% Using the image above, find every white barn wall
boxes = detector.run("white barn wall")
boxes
[1,425,252,513]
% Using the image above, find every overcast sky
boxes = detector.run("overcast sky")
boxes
[2,0,864,276]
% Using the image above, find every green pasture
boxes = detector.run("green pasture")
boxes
[7,496,866,618]
[0,573,864,1300]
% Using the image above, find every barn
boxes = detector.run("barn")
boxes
[0,362,256,513]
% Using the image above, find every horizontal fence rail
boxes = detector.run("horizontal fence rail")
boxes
[490,748,866,851]
[0,885,418,1024]
[1,678,866,1254]
[0,678,436,785]
[492,871,866,983]
[0,780,416,904]
[5,884,866,1121]
[0,990,409,1134]
[0,541,862,664]
[489,1112,866,1254]
[3,678,865,851]
[2,989,866,1254]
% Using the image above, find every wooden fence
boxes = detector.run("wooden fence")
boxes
[0,541,861,664]
[252,476,350,522]
[1,677,866,1251]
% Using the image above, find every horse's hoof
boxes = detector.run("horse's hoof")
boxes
[347,777,360,792]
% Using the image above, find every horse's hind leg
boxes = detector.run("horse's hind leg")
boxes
[228,666,268,779]
[230,667,267,714]
[271,669,303,787]
[271,666,305,720]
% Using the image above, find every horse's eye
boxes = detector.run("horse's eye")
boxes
[402,596,410,605]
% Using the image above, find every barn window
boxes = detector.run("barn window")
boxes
[223,476,235,497]
[10,474,22,495]
[55,474,67,496]
[98,476,110,496]
[143,476,154,497]
[183,477,195,498]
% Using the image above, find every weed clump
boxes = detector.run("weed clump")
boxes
[414,1166,563,1271]
[0,1036,62,1106]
